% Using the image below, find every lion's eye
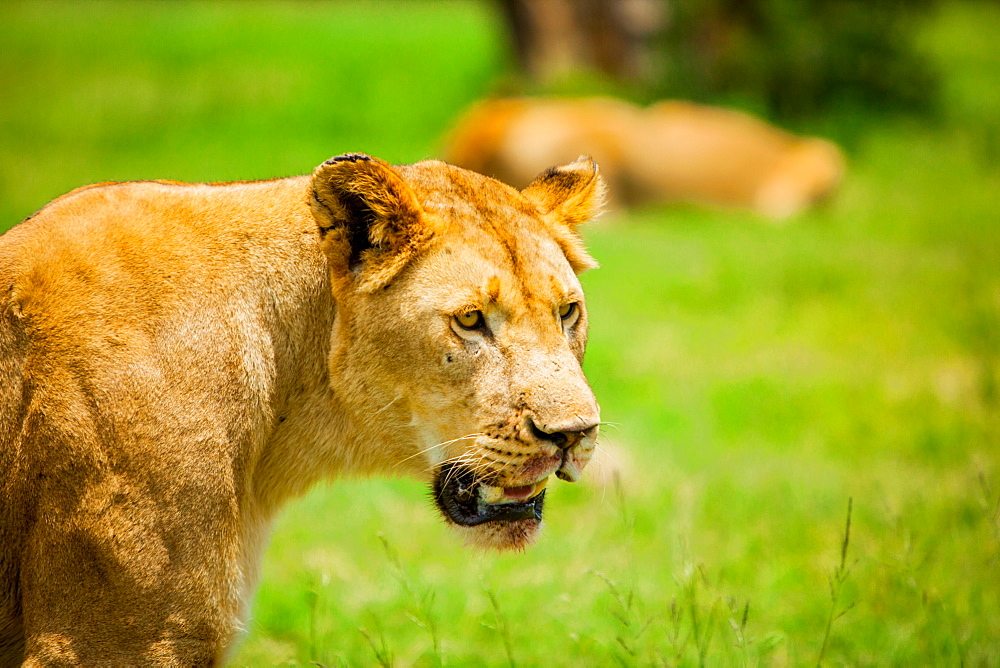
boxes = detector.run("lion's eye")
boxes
[558,302,577,321]
[455,310,484,330]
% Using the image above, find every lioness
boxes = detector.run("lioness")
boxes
[0,154,603,665]
[444,97,844,219]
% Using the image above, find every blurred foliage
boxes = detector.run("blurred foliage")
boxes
[659,0,942,121]
[0,0,507,228]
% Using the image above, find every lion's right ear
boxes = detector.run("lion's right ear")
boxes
[310,153,433,292]
[521,155,606,229]
[521,156,605,274]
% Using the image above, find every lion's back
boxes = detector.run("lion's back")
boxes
[0,173,325,542]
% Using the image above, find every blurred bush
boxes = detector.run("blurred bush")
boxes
[495,0,942,122]
[656,0,942,119]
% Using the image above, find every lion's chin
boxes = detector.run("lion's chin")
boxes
[457,518,543,552]
[432,463,547,551]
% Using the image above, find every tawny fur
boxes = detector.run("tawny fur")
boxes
[443,97,845,219]
[0,155,603,665]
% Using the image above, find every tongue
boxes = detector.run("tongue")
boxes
[503,484,536,500]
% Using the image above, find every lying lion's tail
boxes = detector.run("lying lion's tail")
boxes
[755,138,845,220]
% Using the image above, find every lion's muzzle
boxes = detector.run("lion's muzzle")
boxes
[430,413,598,543]
[526,415,599,483]
[433,462,547,527]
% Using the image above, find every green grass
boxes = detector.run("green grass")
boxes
[2,1,999,665]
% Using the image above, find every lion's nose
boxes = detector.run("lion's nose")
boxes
[527,416,598,450]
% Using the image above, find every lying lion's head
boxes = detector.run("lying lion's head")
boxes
[308,153,604,550]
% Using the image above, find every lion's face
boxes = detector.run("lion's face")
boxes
[309,154,604,550]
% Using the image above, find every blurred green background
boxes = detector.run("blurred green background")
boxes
[2,1,998,665]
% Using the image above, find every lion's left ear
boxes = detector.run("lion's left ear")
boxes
[310,153,434,292]
[522,156,605,273]
[522,156,606,229]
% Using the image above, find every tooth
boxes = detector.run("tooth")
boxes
[530,477,549,498]
[479,484,504,504]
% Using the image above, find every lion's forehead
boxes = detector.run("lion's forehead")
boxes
[396,161,584,316]
[419,227,580,311]
[401,160,544,225]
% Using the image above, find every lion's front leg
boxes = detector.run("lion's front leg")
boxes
[19,483,245,666]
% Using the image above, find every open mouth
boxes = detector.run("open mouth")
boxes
[433,463,547,527]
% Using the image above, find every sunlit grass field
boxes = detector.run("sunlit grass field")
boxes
[2,1,998,665]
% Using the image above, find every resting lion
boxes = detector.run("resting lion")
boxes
[444,97,844,219]
[0,154,604,665]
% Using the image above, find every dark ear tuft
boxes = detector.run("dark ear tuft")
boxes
[323,153,373,166]
[521,155,606,228]
[310,154,433,291]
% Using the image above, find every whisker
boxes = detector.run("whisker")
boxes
[441,459,478,488]
[394,433,484,469]
[433,454,477,472]
[434,456,486,484]
[430,451,502,485]
[373,394,403,416]
[436,449,483,466]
